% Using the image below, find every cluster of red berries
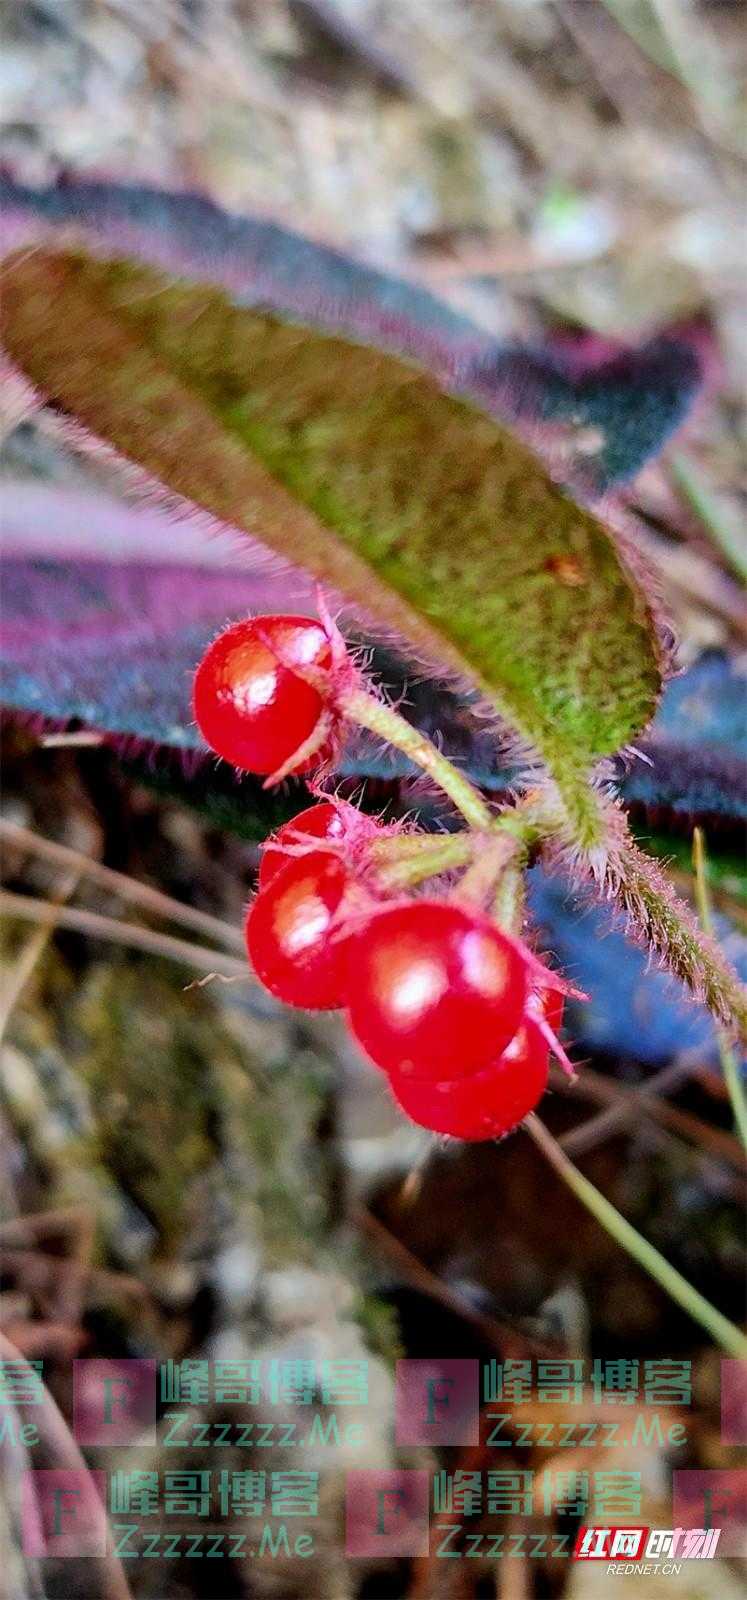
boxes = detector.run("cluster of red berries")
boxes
[194,615,570,1142]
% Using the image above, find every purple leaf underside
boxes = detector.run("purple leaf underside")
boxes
[0,175,705,491]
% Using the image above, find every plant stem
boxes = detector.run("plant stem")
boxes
[692,827,747,1152]
[342,687,493,829]
[525,1114,747,1359]
[493,860,525,937]
[451,836,517,911]
[613,829,747,1037]
[368,831,476,892]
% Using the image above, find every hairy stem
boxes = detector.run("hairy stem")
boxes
[451,836,518,911]
[693,828,747,1150]
[493,860,526,938]
[525,1115,747,1359]
[368,831,476,892]
[546,759,609,855]
[541,793,747,1037]
[613,829,747,1038]
[342,687,493,829]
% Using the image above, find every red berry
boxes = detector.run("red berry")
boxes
[194,615,332,775]
[388,1021,549,1140]
[245,849,353,1010]
[345,901,528,1081]
[259,802,345,889]
[259,800,374,889]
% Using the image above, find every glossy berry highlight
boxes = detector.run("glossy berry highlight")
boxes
[345,901,528,1081]
[246,849,354,1010]
[194,615,334,777]
[388,1019,549,1140]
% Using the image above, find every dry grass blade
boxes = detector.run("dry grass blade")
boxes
[353,1203,561,1360]
[667,865,747,933]
[0,890,248,980]
[670,454,747,586]
[629,521,747,637]
[648,0,742,151]
[0,868,80,1043]
[0,1329,134,1600]
[553,1060,746,1173]
[40,731,106,748]
[601,0,742,157]
[693,827,747,1152]
[0,818,244,951]
[558,1055,698,1155]
[526,1114,747,1358]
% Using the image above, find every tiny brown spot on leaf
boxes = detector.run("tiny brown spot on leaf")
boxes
[545,554,587,587]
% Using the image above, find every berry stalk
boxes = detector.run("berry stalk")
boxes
[366,831,477,892]
[341,686,493,830]
[492,859,526,939]
[450,835,519,912]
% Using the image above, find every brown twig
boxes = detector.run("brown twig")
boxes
[0,890,248,979]
[0,1329,134,1600]
[0,818,244,951]
[0,867,80,1043]
[0,1320,86,1361]
[552,1061,746,1174]
[353,1203,561,1359]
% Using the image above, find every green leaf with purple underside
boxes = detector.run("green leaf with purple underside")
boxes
[1,247,662,834]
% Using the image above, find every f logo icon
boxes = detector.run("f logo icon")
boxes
[73,1359,156,1445]
[22,1471,108,1557]
[395,1359,479,1444]
[346,1471,430,1556]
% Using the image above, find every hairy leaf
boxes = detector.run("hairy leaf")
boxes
[0,175,704,490]
[470,333,707,491]
[0,247,663,826]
